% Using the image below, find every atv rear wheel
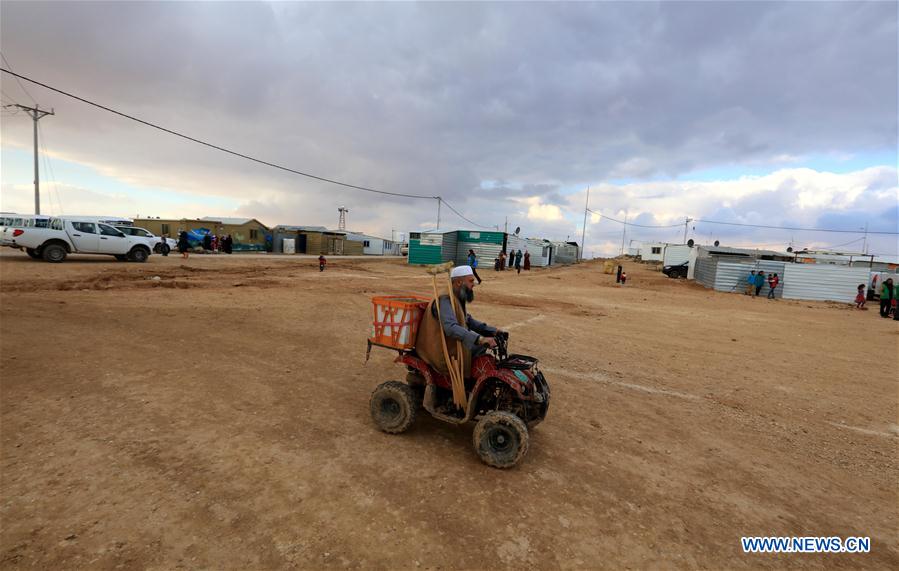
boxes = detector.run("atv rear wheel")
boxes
[473,411,529,469]
[370,381,417,434]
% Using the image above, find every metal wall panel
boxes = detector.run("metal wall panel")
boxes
[782,264,872,302]
[713,260,786,297]
[408,234,444,265]
[506,234,527,256]
[456,240,504,267]
[441,231,458,263]
[693,257,718,288]
[454,231,505,266]
[663,244,692,266]
[552,242,579,264]
[526,238,552,267]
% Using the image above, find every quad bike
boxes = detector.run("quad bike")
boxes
[369,330,551,468]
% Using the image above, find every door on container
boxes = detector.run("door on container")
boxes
[296,234,307,254]
[97,223,130,254]
[335,239,344,255]
[67,221,100,252]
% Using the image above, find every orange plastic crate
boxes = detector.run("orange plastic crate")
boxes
[370,295,431,350]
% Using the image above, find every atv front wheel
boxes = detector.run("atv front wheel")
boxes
[472,411,529,469]
[370,381,417,434]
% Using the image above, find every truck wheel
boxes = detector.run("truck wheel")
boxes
[41,244,67,263]
[114,255,128,261]
[472,411,529,469]
[127,247,149,263]
[25,248,41,259]
[370,381,417,434]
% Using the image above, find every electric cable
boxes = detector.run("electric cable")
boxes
[0,68,438,201]
[0,52,36,104]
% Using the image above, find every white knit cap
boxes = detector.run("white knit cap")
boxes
[450,265,474,278]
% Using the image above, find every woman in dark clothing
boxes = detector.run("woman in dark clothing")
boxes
[223,234,233,254]
[177,230,190,259]
[514,250,523,274]
[523,251,531,271]
[880,278,895,318]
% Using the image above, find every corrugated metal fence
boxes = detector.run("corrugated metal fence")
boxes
[781,264,871,302]
[694,259,876,302]
[694,257,717,288]
[441,231,457,263]
[713,261,786,298]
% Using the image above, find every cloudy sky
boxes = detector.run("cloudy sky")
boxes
[1,1,896,258]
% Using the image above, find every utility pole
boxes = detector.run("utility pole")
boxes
[436,198,442,230]
[862,222,868,255]
[619,210,628,256]
[9,104,54,214]
[683,217,693,244]
[504,216,508,235]
[580,187,590,261]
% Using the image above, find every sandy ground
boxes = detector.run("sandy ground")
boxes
[1,250,897,570]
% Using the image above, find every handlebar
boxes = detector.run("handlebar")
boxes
[492,330,509,361]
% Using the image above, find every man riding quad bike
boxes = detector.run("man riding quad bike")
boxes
[368,265,550,468]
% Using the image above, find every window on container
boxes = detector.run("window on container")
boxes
[250,229,259,240]
[363,240,370,247]
[651,247,662,254]
[161,223,170,235]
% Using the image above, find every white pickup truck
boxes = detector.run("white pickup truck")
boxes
[2,217,153,263]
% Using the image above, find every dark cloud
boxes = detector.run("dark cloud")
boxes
[1,1,896,239]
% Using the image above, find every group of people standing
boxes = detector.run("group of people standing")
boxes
[744,270,780,299]
[463,249,533,282]
[863,277,899,320]
[493,250,531,274]
[177,230,233,259]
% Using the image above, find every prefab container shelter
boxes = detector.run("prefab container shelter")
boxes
[639,242,666,261]
[270,225,362,255]
[526,238,553,267]
[662,244,692,266]
[345,232,399,256]
[454,230,505,267]
[407,231,457,265]
[551,242,579,265]
[199,217,270,251]
[505,234,528,259]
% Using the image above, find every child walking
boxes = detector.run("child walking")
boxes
[855,284,866,309]
[318,255,327,272]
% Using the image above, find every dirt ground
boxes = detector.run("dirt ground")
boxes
[1,250,896,570]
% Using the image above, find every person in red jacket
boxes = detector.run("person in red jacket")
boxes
[766,273,780,299]
[318,255,326,272]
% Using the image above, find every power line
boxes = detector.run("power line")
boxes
[0,52,36,104]
[586,207,899,235]
[586,208,683,228]
[2,67,503,231]
[439,197,495,230]
[0,68,437,201]
[37,121,64,215]
[815,236,865,250]
[693,218,898,235]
